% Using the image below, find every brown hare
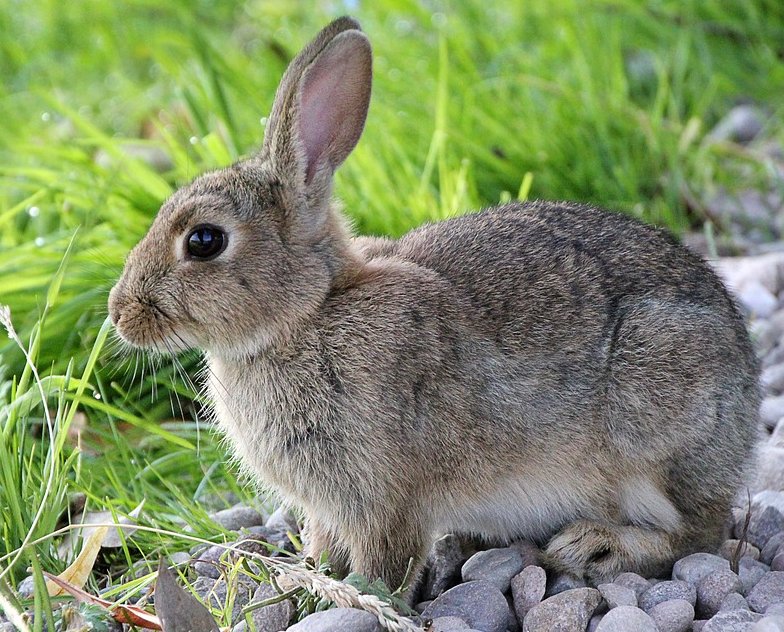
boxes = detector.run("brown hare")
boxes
[109,17,760,592]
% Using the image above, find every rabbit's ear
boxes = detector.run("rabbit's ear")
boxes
[262,18,371,212]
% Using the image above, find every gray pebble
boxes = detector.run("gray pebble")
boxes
[511,565,547,622]
[523,587,601,632]
[761,534,784,565]
[767,605,784,616]
[673,553,731,585]
[640,580,697,612]
[423,581,509,632]
[740,282,779,319]
[693,621,708,631]
[508,540,541,569]
[428,616,470,631]
[772,552,784,571]
[648,599,695,632]
[696,569,743,618]
[747,572,784,613]
[771,418,784,448]
[755,447,784,493]
[587,614,603,632]
[702,609,763,631]
[614,572,651,598]
[762,364,784,396]
[244,583,295,632]
[720,540,761,562]
[423,535,470,600]
[708,105,766,144]
[461,548,525,593]
[754,492,784,516]
[194,544,226,578]
[762,398,784,431]
[598,583,637,609]
[546,573,587,597]
[210,505,267,531]
[752,616,784,632]
[196,575,256,625]
[739,558,771,594]
[17,576,34,599]
[285,608,382,632]
[265,506,299,534]
[722,593,751,612]
[594,606,657,632]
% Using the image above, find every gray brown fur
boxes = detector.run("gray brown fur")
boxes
[109,17,760,591]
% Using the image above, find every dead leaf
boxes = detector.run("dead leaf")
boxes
[43,572,162,629]
[46,525,108,596]
[155,557,219,632]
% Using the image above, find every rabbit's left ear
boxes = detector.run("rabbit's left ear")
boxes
[261,19,372,207]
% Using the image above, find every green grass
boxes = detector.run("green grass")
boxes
[0,0,783,623]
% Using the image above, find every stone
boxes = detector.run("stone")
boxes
[739,558,771,594]
[763,534,784,565]
[639,580,697,612]
[648,599,695,632]
[598,582,637,609]
[522,588,601,632]
[762,398,784,431]
[196,576,256,625]
[772,552,784,571]
[423,535,470,600]
[210,505,267,531]
[511,565,547,622]
[696,569,744,618]
[768,605,784,616]
[194,544,226,578]
[508,540,541,569]
[752,616,784,631]
[754,492,784,516]
[714,253,784,297]
[244,583,295,632]
[614,572,651,598]
[285,608,382,631]
[740,281,779,318]
[546,573,587,597]
[594,606,657,632]
[720,540,761,562]
[461,548,525,593]
[748,573,784,613]
[771,419,784,448]
[673,553,730,585]
[693,622,707,632]
[265,506,300,534]
[423,581,509,632]
[708,105,766,144]
[428,616,470,631]
[721,593,751,612]
[755,447,784,493]
[702,609,763,631]
[763,364,784,396]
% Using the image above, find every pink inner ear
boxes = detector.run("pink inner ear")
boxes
[298,31,371,183]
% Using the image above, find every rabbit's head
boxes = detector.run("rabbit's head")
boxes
[109,17,372,358]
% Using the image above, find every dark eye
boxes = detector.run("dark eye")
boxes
[186,225,226,260]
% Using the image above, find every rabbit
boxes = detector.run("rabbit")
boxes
[108,16,760,593]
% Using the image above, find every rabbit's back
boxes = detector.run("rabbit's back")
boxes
[369,200,759,462]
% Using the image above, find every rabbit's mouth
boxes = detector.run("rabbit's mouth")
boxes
[109,289,196,355]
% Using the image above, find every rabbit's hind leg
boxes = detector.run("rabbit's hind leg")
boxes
[543,520,676,583]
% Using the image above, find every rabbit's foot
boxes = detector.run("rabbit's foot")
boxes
[544,520,674,583]
[302,520,350,577]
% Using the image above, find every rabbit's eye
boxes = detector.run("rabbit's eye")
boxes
[186,225,226,260]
